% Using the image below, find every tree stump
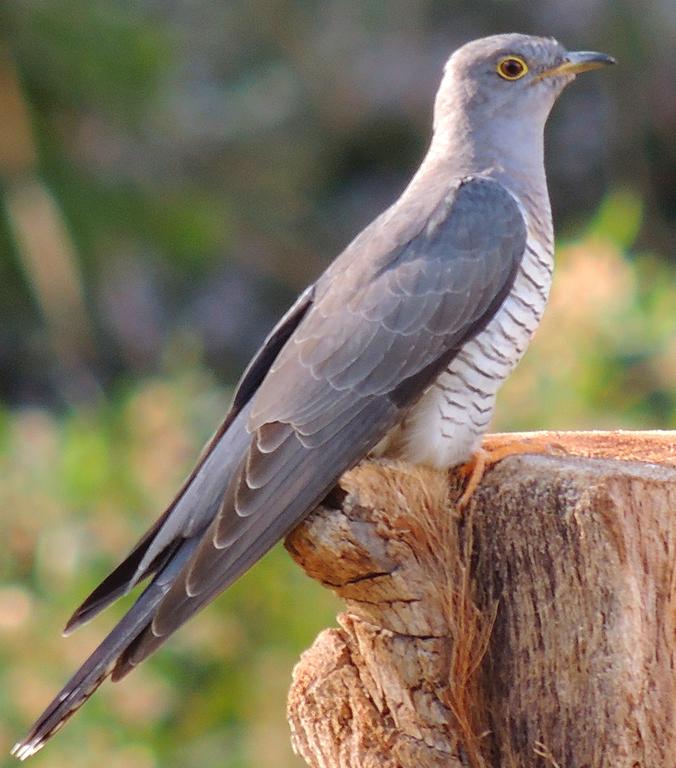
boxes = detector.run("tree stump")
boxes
[285,431,676,768]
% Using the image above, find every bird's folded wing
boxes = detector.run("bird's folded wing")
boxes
[114,175,527,671]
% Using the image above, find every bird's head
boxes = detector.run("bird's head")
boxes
[432,34,615,162]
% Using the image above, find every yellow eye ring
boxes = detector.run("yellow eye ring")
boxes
[497,55,529,80]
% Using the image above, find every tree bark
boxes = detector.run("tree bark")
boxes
[285,431,676,768]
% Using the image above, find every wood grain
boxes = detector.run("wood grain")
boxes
[285,431,676,768]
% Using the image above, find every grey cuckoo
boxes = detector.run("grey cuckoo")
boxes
[13,33,614,758]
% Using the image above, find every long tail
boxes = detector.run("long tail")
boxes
[12,404,253,759]
[11,538,198,760]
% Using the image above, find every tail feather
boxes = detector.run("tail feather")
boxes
[63,406,254,637]
[11,538,198,760]
[15,410,253,758]
[63,535,177,636]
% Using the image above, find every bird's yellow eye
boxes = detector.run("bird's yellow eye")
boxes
[497,56,529,80]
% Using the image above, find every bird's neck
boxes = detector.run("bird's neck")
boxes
[417,119,549,207]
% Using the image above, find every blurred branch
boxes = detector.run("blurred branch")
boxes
[0,47,97,402]
[0,48,37,175]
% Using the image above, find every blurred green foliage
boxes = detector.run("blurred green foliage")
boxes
[9,0,167,116]
[0,1,674,767]
[498,191,675,430]
[1,0,675,402]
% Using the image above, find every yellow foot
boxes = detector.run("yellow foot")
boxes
[455,436,565,509]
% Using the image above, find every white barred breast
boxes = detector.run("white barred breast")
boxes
[380,202,554,468]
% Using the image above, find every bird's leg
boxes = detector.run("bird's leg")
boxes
[455,447,490,509]
[455,434,566,509]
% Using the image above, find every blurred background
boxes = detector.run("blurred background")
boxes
[0,1,674,767]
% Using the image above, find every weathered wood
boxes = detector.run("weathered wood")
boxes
[285,431,676,768]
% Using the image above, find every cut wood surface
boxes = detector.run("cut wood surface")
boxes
[285,431,676,768]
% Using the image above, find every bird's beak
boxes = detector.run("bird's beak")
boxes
[535,50,616,80]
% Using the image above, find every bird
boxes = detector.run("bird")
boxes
[12,33,614,759]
